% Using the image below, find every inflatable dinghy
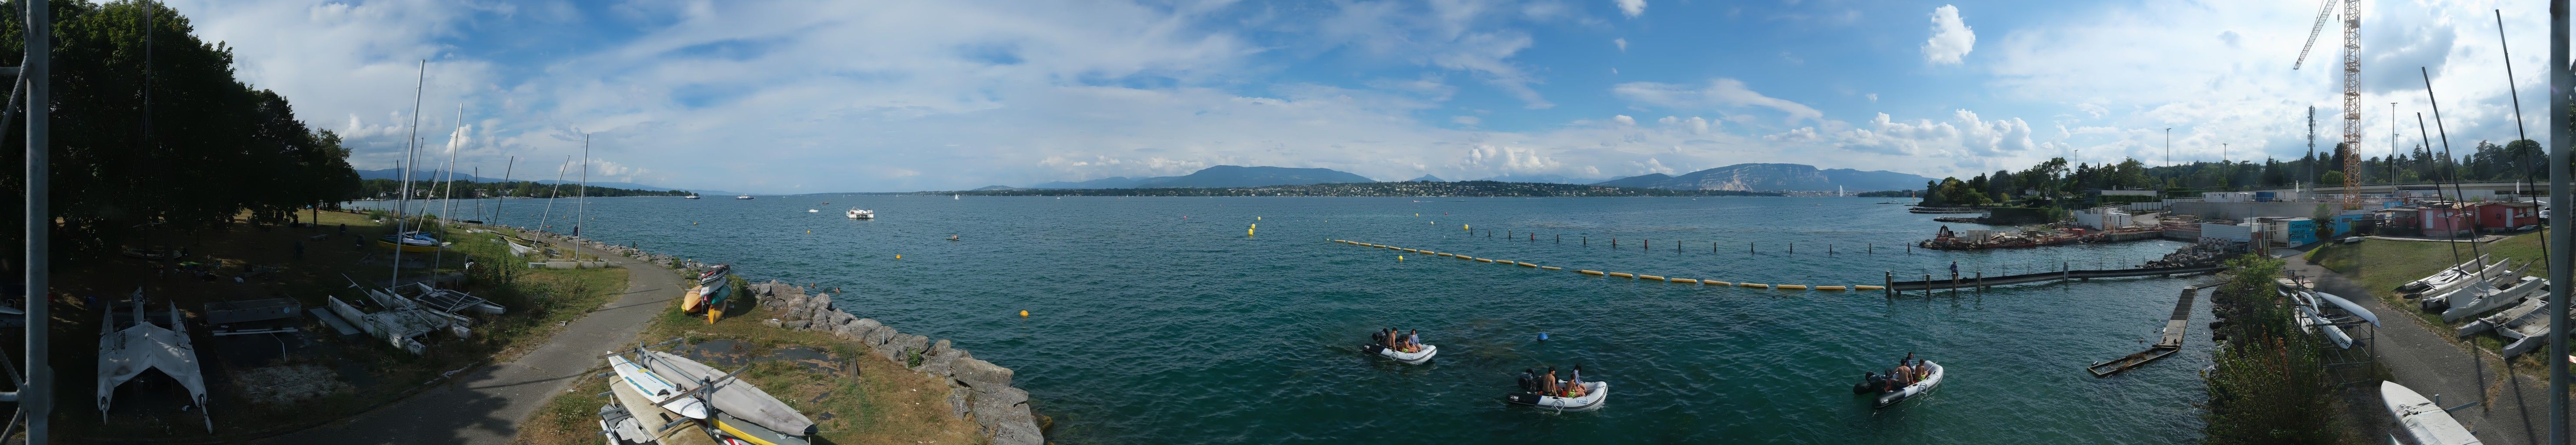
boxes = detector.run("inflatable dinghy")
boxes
[1873,360,1943,408]
[1505,381,1608,412]
[1361,343,1437,364]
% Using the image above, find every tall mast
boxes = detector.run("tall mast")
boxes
[577,134,589,238]
[390,60,426,286]
[541,156,565,233]
[434,104,462,274]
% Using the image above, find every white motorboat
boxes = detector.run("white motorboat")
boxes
[736,195,754,199]
[1361,343,1436,364]
[807,209,818,213]
[1873,360,1943,408]
[685,194,701,199]
[608,353,709,419]
[1505,381,1607,412]
[2440,276,2545,322]
[2382,381,2482,445]
[847,208,874,219]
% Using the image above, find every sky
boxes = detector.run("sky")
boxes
[159,0,2559,193]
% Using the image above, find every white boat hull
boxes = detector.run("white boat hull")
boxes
[1361,343,1436,364]
[1505,381,1607,411]
[2441,276,2544,322]
[609,354,708,419]
[2383,381,2483,445]
[1873,361,1944,408]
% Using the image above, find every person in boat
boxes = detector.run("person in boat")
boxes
[1563,364,1588,397]
[1517,368,1538,393]
[1892,361,1914,388]
[1537,366,1559,396]
[1404,329,1421,353]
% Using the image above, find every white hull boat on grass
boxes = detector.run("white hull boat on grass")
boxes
[2440,276,2545,322]
[2419,259,2517,311]
[1873,361,1943,408]
[608,353,708,419]
[2383,381,2482,445]
[2400,254,2489,294]
[1504,381,1607,412]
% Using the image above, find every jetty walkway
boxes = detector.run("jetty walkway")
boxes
[1882,263,2224,294]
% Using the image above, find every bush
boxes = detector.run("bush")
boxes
[2201,254,2342,445]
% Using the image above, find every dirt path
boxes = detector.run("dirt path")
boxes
[2282,255,2559,445]
[255,242,678,445]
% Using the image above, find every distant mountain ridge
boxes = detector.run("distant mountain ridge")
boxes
[1029,165,1376,189]
[1590,163,1929,192]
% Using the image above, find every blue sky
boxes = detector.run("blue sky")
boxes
[164,0,2553,193]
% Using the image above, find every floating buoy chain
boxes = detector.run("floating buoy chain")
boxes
[1329,238,1865,291]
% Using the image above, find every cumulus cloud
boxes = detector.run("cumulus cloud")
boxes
[1611,79,1823,123]
[1922,5,1974,65]
[1614,0,1646,18]
[1453,115,1482,126]
[1612,114,1636,126]
[1765,109,2033,157]
[1613,37,1627,52]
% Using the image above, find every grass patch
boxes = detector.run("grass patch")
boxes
[514,282,984,445]
[2348,232,2550,330]
[2305,242,2358,273]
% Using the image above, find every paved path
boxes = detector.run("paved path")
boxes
[258,242,678,445]
[2282,255,2563,445]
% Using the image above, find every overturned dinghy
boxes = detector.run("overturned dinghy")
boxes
[97,289,212,432]
[1874,361,1944,408]
[642,351,817,444]
[2420,259,2517,311]
[2400,254,2489,294]
[2383,381,2482,445]
[1505,381,1608,412]
[2440,276,2545,322]
[1361,343,1437,364]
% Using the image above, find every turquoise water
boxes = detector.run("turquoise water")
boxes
[364,196,2211,443]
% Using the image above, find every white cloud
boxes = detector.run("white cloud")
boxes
[1613,37,1627,52]
[1613,0,1646,18]
[1453,115,1482,126]
[1922,4,1974,65]
[1612,115,1636,126]
[1864,93,1878,102]
[1611,79,1824,123]
[1764,109,2033,159]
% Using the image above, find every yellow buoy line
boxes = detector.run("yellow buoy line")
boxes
[1327,239,1886,291]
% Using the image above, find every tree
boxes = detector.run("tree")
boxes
[0,0,363,256]
[2318,170,2344,187]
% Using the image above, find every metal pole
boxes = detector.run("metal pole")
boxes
[21,0,49,439]
[2546,1,2569,442]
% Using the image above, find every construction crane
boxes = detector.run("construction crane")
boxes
[2296,0,2362,209]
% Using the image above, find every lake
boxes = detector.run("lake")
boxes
[359,195,2210,444]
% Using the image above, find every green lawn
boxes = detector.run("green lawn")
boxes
[2346,232,2553,370]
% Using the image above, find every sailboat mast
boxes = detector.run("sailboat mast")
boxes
[495,156,512,226]
[541,156,566,233]
[390,60,426,286]
[435,104,462,272]
[577,134,588,238]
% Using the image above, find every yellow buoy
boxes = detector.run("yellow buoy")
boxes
[1020,310,1030,317]
[1257,216,1261,220]
[895,254,902,259]
[1540,266,1563,270]
[1637,274,1664,280]
[1463,224,1470,230]
[1399,255,1405,261]
[1855,285,1886,290]
[1415,213,1420,217]
[1816,286,1848,290]
[1707,280,1732,286]
[1778,284,1809,289]
[1607,272,1635,278]
[1578,269,1605,276]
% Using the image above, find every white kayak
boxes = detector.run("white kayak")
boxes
[609,353,709,419]
[1873,360,1943,408]
[2383,381,2481,445]
[1362,343,1437,364]
[1505,381,1608,412]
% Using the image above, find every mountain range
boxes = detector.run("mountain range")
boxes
[1590,163,1929,192]
[1027,165,1376,189]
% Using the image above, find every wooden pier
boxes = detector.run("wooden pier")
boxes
[2087,287,2199,377]
[1883,263,2225,294]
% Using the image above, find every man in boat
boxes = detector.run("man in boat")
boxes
[1537,367,1559,396]
[1892,361,1914,388]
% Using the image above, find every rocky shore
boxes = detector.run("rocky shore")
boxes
[541,232,1047,445]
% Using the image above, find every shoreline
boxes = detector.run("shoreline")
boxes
[529,231,1049,445]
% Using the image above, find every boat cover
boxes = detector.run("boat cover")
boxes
[2309,291,2379,326]
[96,301,210,429]
[644,351,817,436]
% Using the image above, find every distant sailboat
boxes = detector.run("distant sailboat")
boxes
[953,194,960,200]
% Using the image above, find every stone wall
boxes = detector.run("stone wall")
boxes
[755,281,1047,445]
